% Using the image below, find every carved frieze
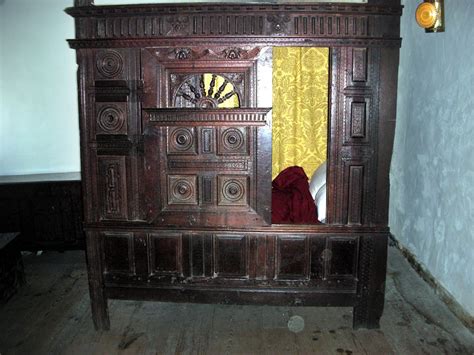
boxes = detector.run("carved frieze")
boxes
[267,14,291,34]
[153,47,261,62]
[144,108,271,125]
[166,16,190,36]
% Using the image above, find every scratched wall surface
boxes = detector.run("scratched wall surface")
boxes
[390,0,474,316]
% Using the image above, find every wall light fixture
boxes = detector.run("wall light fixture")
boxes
[416,0,445,33]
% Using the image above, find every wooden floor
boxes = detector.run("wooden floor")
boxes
[0,246,473,355]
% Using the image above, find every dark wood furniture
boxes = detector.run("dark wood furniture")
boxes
[0,233,25,302]
[0,173,84,251]
[66,0,402,330]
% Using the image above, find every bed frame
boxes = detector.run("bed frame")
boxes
[66,0,402,330]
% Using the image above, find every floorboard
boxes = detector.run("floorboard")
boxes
[0,247,473,355]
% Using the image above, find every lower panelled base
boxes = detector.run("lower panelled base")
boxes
[87,231,388,331]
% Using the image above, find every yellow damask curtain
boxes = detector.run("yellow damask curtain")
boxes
[272,47,329,179]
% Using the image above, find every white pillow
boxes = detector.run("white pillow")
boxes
[309,161,327,199]
[309,161,327,222]
[315,185,326,223]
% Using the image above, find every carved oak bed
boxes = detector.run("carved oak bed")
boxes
[66,0,402,330]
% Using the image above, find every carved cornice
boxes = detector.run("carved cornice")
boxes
[66,4,402,17]
[66,3,402,47]
[68,38,401,50]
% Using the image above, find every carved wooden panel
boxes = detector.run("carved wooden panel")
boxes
[345,47,374,89]
[217,127,249,156]
[352,48,368,83]
[343,97,370,145]
[217,175,248,207]
[347,165,365,225]
[351,101,367,138]
[97,157,128,220]
[167,127,197,155]
[275,236,310,280]
[103,233,134,274]
[149,233,182,275]
[214,234,248,278]
[95,49,127,80]
[96,103,127,135]
[200,176,214,205]
[167,175,198,206]
[172,73,242,109]
[201,128,215,154]
[143,108,270,226]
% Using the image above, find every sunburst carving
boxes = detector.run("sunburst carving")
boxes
[174,74,240,108]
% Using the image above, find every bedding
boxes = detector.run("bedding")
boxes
[271,166,319,224]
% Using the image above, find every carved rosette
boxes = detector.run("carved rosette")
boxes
[168,175,197,205]
[218,127,248,155]
[218,176,248,206]
[267,14,291,34]
[175,48,191,60]
[166,16,190,36]
[96,104,126,135]
[223,48,242,60]
[96,50,124,78]
[167,127,196,154]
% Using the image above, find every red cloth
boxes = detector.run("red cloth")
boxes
[272,166,319,224]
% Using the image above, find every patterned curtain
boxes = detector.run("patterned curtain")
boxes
[272,47,329,179]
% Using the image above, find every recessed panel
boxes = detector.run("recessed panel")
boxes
[167,175,198,206]
[98,156,128,220]
[217,175,249,206]
[201,128,215,154]
[103,233,133,274]
[276,236,310,280]
[344,97,370,145]
[327,237,359,277]
[348,165,364,225]
[95,49,127,80]
[214,235,248,278]
[167,127,197,155]
[352,48,368,83]
[350,101,367,138]
[149,233,182,274]
[96,103,127,135]
[217,127,249,155]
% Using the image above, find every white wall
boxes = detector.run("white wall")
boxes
[0,0,79,175]
[390,0,474,316]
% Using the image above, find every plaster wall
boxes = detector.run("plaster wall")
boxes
[0,0,79,175]
[390,0,474,316]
